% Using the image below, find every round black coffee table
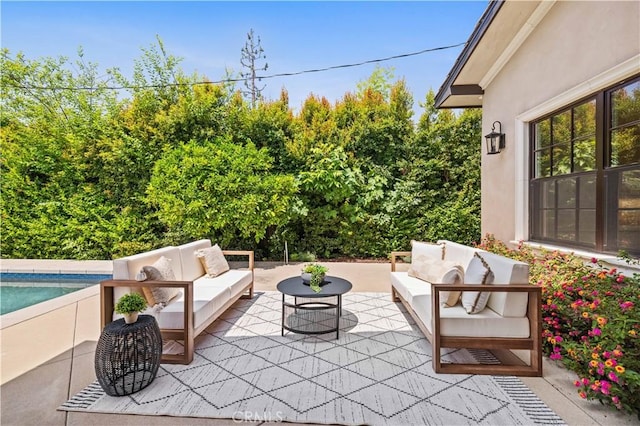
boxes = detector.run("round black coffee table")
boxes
[277,275,352,339]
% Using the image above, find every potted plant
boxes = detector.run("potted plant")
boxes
[115,292,147,324]
[301,263,329,293]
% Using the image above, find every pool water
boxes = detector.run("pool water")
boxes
[0,273,112,315]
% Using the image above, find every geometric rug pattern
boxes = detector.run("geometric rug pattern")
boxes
[61,292,565,425]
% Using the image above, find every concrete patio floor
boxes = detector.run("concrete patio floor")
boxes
[1,260,638,426]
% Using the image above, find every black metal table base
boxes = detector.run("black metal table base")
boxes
[281,295,343,339]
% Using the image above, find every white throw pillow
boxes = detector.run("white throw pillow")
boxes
[408,256,464,307]
[461,253,494,314]
[195,244,230,277]
[139,256,180,306]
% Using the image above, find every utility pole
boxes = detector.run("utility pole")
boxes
[240,29,268,108]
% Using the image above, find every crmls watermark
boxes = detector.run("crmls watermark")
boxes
[232,411,284,423]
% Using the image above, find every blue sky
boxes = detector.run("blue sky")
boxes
[2,1,488,116]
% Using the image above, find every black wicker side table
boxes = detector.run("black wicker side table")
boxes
[95,315,162,396]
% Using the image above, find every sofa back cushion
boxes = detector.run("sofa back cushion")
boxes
[438,240,480,271]
[480,251,530,317]
[112,246,182,307]
[178,239,211,281]
[411,240,444,261]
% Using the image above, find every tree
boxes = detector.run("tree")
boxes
[240,29,268,108]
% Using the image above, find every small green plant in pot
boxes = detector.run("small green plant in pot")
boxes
[301,263,329,293]
[115,292,147,324]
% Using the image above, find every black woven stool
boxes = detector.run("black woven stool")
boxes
[95,315,162,396]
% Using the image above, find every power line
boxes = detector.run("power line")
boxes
[4,42,466,91]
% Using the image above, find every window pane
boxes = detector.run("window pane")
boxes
[579,209,596,245]
[611,125,640,166]
[620,169,640,209]
[574,137,596,172]
[542,210,555,239]
[557,210,576,240]
[618,210,640,250]
[579,174,596,209]
[542,180,555,208]
[535,149,551,177]
[574,100,596,138]
[553,110,571,144]
[552,143,571,175]
[611,80,640,128]
[535,119,551,148]
[558,177,576,208]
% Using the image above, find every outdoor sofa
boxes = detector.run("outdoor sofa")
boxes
[390,240,542,376]
[100,239,254,364]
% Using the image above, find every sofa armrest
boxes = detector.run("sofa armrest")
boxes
[390,251,412,272]
[100,279,194,331]
[222,250,254,271]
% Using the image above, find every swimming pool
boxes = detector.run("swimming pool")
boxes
[0,273,112,315]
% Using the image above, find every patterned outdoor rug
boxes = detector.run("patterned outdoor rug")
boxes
[60,292,565,425]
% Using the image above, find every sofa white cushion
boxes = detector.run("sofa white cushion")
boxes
[438,240,481,271]
[412,293,530,338]
[411,240,444,261]
[157,284,231,330]
[391,272,431,304]
[461,253,494,314]
[195,270,253,299]
[481,251,529,317]
[178,239,211,282]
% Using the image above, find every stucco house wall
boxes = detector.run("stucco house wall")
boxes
[480,1,639,245]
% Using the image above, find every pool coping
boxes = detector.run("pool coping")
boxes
[0,259,112,329]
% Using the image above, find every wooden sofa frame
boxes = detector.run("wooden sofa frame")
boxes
[391,251,543,376]
[100,250,254,365]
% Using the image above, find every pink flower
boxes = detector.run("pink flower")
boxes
[582,378,590,385]
[591,257,598,264]
[616,275,625,283]
[608,372,619,383]
[550,352,562,360]
[620,301,634,310]
[574,380,581,387]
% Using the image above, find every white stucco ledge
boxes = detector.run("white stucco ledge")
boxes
[514,241,640,276]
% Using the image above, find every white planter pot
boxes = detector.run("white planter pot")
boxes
[123,312,139,324]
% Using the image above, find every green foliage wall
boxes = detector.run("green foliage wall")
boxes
[1,45,482,260]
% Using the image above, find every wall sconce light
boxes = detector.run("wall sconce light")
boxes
[484,121,505,155]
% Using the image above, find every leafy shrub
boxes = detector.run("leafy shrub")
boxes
[478,235,640,416]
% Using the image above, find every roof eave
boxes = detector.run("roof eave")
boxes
[434,0,504,109]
